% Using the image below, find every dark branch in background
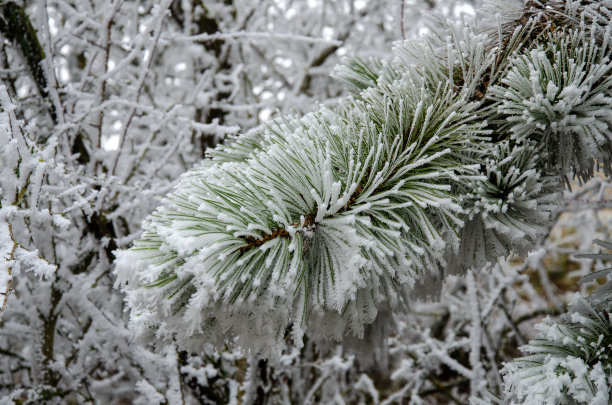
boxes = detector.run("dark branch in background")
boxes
[296,40,344,95]
[40,284,61,386]
[0,1,56,123]
[253,358,270,405]
[170,0,233,158]
[178,351,234,404]
[0,41,18,96]
[401,0,406,39]
[71,130,91,165]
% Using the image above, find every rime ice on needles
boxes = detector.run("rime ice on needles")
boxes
[449,140,561,274]
[490,24,612,181]
[117,0,612,356]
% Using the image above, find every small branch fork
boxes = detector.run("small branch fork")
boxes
[239,185,363,252]
[240,214,316,253]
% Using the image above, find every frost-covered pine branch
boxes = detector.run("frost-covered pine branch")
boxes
[116,0,612,357]
[500,240,612,405]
